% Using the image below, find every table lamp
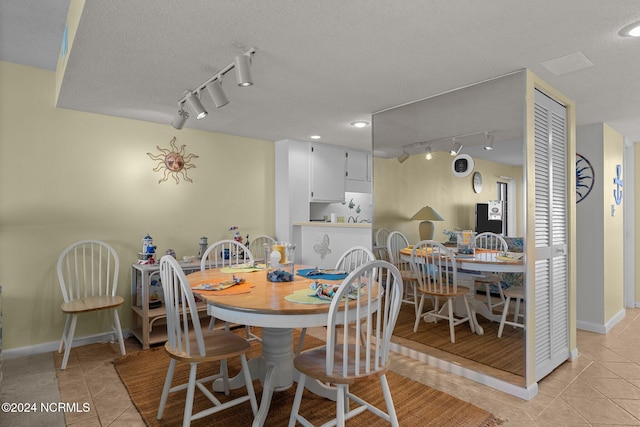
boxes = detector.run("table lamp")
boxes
[411,206,444,240]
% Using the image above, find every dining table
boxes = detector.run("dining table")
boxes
[186,264,353,427]
[399,246,524,333]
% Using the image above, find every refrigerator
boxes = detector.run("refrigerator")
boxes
[475,201,505,235]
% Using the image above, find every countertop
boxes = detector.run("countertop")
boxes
[293,222,372,228]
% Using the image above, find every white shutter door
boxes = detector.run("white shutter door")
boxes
[534,90,570,381]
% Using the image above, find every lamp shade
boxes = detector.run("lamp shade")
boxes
[411,206,444,221]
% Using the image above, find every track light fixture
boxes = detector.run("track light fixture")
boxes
[185,91,207,120]
[484,131,495,151]
[425,145,433,160]
[171,105,189,129]
[398,151,410,163]
[206,79,229,108]
[171,47,256,129]
[449,139,463,156]
[234,54,253,86]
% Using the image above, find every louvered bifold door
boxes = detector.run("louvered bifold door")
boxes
[533,89,570,381]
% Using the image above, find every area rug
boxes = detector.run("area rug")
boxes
[114,330,499,426]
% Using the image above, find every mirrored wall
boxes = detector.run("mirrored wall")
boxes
[372,71,527,386]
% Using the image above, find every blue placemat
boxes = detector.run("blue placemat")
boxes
[296,268,348,281]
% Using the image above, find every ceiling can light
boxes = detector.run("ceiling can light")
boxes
[425,144,433,160]
[185,91,208,120]
[350,120,370,128]
[171,106,189,129]
[310,135,321,140]
[619,21,640,37]
[235,54,253,86]
[206,79,229,108]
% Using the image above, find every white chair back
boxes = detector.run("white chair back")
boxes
[375,228,390,247]
[386,231,410,268]
[335,245,375,273]
[410,240,459,295]
[160,255,206,358]
[325,260,403,377]
[248,235,276,262]
[475,232,508,252]
[200,239,254,270]
[57,239,120,302]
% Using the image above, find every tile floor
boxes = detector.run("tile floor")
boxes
[4,308,640,426]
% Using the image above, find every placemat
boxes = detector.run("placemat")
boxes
[296,268,348,281]
[220,266,263,273]
[190,281,253,296]
[285,288,332,304]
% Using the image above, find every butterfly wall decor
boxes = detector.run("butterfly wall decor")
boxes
[313,234,331,259]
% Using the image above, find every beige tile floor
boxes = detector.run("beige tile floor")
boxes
[5,308,640,426]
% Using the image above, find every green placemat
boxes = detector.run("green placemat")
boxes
[285,288,332,304]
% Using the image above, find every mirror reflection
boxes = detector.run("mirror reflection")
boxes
[372,71,526,385]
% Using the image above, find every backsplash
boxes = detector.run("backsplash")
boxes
[310,192,373,223]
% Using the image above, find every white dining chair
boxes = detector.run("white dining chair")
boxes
[295,245,376,356]
[248,235,276,263]
[288,260,403,427]
[474,232,509,315]
[386,231,419,313]
[498,287,525,337]
[157,255,258,426]
[411,240,476,343]
[201,240,259,342]
[57,240,125,370]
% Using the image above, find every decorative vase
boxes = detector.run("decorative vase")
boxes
[264,241,296,282]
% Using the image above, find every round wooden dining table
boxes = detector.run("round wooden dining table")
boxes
[187,265,346,427]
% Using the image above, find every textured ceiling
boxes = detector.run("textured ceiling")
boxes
[2,0,640,162]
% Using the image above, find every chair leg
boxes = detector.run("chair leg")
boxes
[380,374,399,427]
[413,295,426,333]
[513,297,521,324]
[447,298,456,343]
[296,328,307,356]
[157,358,176,420]
[336,384,346,427]
[288,373,307,427]
[183,363,198,427]
[208,316,216,330]
[112,309,126,356]
[239,354,258,416]
[59,314,71,353]
[498,296,511,338]
[61,314,78,370]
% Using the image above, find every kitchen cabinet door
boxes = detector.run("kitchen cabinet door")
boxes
[346,150,372,193]
[310,144,346,202]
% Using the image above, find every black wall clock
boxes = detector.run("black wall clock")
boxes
[576,153,595,203]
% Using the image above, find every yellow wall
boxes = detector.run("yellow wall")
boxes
[0,61,275,350]
[603,124,625,320]
[373,152,523,243]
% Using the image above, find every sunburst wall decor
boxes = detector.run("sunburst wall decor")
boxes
[147,137,199,184]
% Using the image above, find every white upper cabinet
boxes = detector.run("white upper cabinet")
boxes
[345,150,372,193]
[310,144,347,202]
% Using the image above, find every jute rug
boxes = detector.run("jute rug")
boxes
[114,330,499,426]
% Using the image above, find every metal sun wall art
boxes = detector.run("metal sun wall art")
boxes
[147,137,199,184]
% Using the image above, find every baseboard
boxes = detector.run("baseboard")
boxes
[389,341,538,401]
[576,308,626,334]
[3,329,131,360]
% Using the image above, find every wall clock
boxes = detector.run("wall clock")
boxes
[576,153,595,203]
[473,171,483,193]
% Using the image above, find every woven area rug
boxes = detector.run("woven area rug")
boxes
[114,330,498,426]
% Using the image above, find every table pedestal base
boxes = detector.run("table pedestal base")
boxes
[212,327,336,427]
